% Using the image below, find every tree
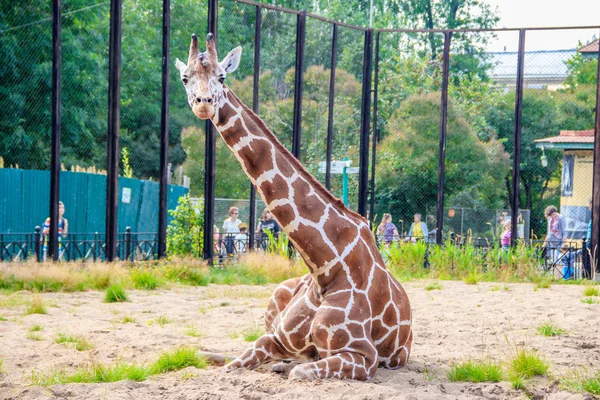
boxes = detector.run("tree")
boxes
[375,93,509,226]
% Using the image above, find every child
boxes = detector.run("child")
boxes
[500,220,511,251]
[559,243,580,280]
[235,224,249,253]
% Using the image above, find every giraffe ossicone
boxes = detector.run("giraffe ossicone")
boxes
[176,33,412,381]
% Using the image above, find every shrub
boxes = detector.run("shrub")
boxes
[167,195,204,258]
[105,284,128,303]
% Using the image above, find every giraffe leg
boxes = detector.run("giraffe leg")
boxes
[381,329,413,369]
[264,276,305,332]
[272,360,302,374]
[288,351,377,381]
[223,333,290,372]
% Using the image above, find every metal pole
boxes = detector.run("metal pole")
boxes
[510,29,526,248]
[591,30,600,271]
[369,31,380,224]
[202,0,218,261]
[49,0,62,261]
[325,23,338,191]
[157,0,171,259]
[105,0,123,262]
[358,28,373,217]
[435,31,452,245]
[292,11,306,159]
[249,5,261,250]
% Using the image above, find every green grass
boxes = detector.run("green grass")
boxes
[242,325,263,342]
[507,349,549,388]
[0,315,7,321]
[25,296,47,315]
[0,359,4,373]
[581,297,600,304]
[130,269,161,290]
[29,324,43,332]
[156,315,170,327]
[424,282,442,291]
[55,333,93,351]
[563,371,600,395]
[26,332,43,341]
[149,347,207,374]
[536,322,566,337]
[463,271,480,285]
[184,325,204,338]
[583,286,599,297]
[447,360,502,383]
[105,284,128,303]
[120,315,136,324]
[31,347,209,386]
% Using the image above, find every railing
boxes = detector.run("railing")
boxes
[0,227,158,262]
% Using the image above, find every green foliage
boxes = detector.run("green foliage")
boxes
[583,286,599,297]
[32,360,150,385]
[167,195,204,258]
[130,268,161,290]
[566,49,599,87]
[536,322,566,337]
[447,360,502,383]
[508,349,549,387]
[424,282,441,291]
[121,147,133,178]
[242,325,264,342]
[105,284,128,303]
[150,347,207,374]
[55,333,93,351]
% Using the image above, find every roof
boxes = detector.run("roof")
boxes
[487,49,575,87]
[534,130,594,150]
[579,39,599,54]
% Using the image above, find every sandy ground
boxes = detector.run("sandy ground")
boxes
[0,280,599,400]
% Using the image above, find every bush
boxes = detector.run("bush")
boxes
[167,195,204,258]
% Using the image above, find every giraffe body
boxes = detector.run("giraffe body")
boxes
[176,34,412,381]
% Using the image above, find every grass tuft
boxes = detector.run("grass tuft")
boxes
[581,297,600,304]
[507,349,548,388]
[184,325,204,338]
[0,315,8,321]
[55,333,93,351]
[447,359,502,383]
[536,321,566,337]
[424,282,442,291]
[120,315,136,324]
[27,332,43,341]
[29,324,43,332]
[0,359,4,373]
[583,286,599,297]
[242,325,263,342]
[156,315,170,327]
[25,295,47,315]
[105,284,128,303]
[149,346,207,374]
[130,268,161,290]
[463,271,480,285]
[562,370,600,395]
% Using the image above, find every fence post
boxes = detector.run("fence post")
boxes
[591,28,600,272]
[510,29,526,248]
[292,11,306,159]
[125,227,132,261]
[325,23,338,191]
[249,5,262,251]
[202,0,218,262]
[357,28,373,218]
[105,0,123,262]
[49,0,62,262]
[435,31,452,245]
[35,226,42,262]
[0,234,4,261]
[157,0,171,259]
[369,31,380,225]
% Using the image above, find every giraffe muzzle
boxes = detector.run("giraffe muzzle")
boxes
[192,98,215,120]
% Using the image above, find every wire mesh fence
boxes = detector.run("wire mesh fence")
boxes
[1,0,599,264]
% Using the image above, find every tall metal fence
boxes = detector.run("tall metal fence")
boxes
[1,0,599,265]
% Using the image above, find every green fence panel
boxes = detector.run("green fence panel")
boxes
[60,171,88,234]
[167,184,188,226]
[137,180,160,232]
[22,170,50,233]
[117,177,144,233]
[86,174,107,234]
[0,169,23,233]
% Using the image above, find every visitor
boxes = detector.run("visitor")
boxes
[42,201,69,261]
[501,220,511,251]
[235,224,249,253]
[376,213,398,246]
[256,208,281,250]
[407,213,428,243]
[223,206,242,255]
[542,205,565,264]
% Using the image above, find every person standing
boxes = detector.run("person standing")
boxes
[407,213,428,243]
[542,205,565,264]
[222,206,242,255]
[500,220,511,251]
[256,208,281,250]
[42,201,69,261]
[376,213,398,246]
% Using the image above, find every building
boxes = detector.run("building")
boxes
[579,39,599,59]
[534,130,593,240]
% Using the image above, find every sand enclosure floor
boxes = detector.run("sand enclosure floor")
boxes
[1,280,599,399]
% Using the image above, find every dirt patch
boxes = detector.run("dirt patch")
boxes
[0,281,598,399]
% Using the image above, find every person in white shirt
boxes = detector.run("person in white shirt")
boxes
[223,206,242,255]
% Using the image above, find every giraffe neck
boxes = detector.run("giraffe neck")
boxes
[211,87,371,289]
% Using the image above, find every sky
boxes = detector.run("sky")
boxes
[482,0,600,52]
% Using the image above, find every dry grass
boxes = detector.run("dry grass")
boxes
[237,252,307,283]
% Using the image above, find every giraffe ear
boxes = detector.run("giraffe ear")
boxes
[175,58,187,72]
[220,46,242,73]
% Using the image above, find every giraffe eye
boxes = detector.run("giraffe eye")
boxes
[182,78,188,85]
[218,76,225,84]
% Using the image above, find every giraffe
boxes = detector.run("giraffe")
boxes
[176,33,412,381]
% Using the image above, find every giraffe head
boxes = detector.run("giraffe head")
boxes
[175,33,242,120]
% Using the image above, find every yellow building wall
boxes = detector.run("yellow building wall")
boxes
[560,150,593,207]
